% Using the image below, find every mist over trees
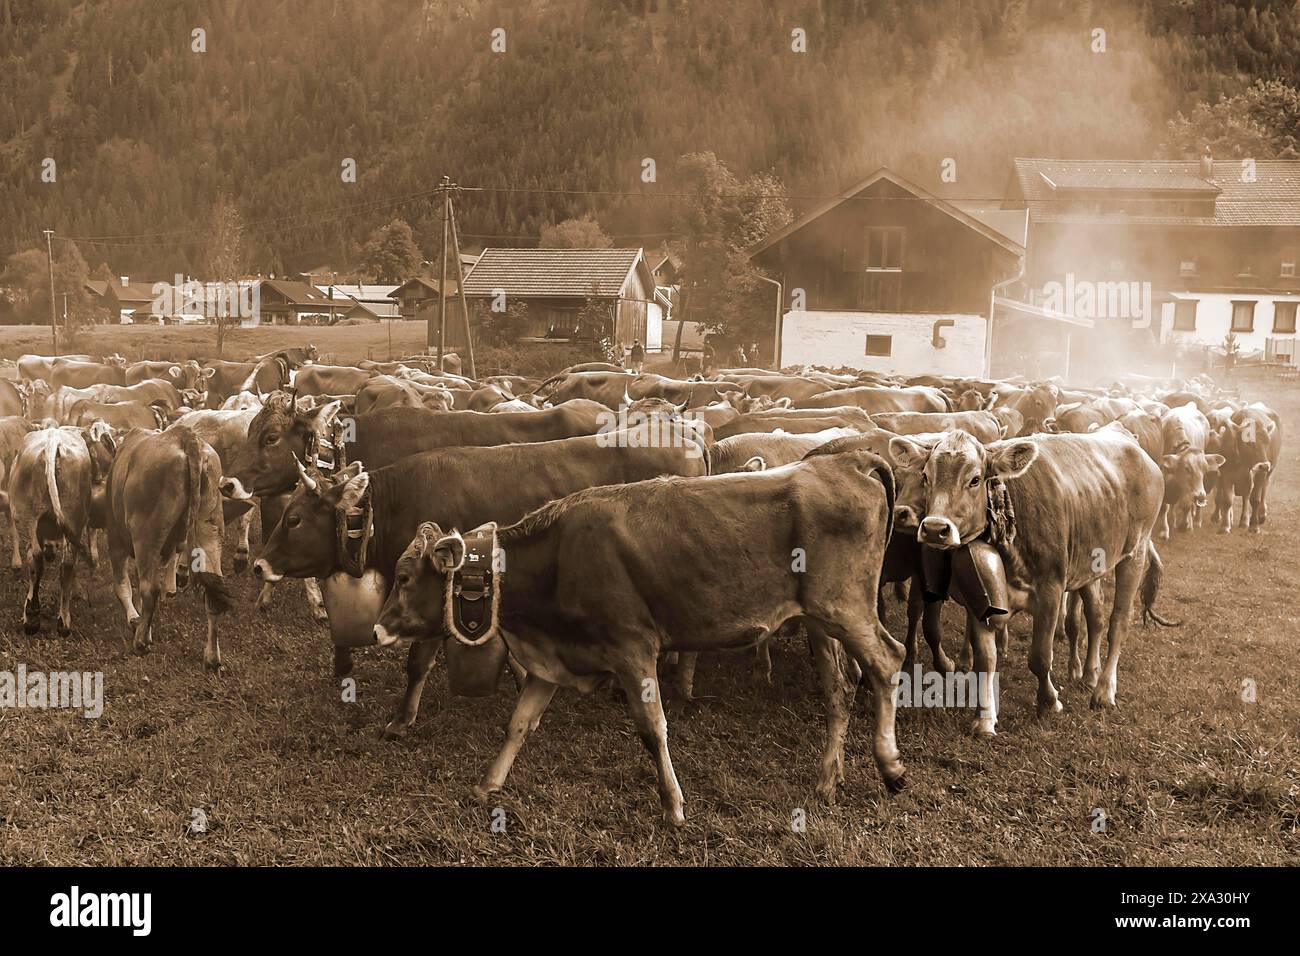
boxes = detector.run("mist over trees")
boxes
[3,0,1300,315]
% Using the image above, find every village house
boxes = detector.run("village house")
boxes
[1004,155,1300,368]
[253,278,337,325]
[750,167,1040,376]
[459,247,670,350]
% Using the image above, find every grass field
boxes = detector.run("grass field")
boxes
[0,371,1296,865]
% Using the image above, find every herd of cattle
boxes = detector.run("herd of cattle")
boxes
[0,348,1284,827]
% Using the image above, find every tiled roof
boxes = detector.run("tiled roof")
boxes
[261,279,334,306]
[320,284,399,302]
[1010,158,1300,226]
[460,247,643,298]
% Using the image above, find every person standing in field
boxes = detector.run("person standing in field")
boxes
[630,339,645,373]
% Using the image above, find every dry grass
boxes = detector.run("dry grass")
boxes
[0,371,1296,865]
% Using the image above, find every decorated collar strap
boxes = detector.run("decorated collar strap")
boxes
[426,522,503,648]
[337,480,373,578]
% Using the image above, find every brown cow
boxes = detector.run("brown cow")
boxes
[374,450,905,824]
[0,416,38,569]
[888,424,1172,731]
[795,385,948,414]
[50,357,128,388]
[8,424,116,634]
[105,426,247,670]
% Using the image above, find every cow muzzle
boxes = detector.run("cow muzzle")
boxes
[372,624,399,647]
[919,516,962,548]
[893,504,920,531]
[252,558,282,582]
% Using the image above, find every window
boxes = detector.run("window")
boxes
[1274,301,1298,334]
[1282,256,1296,278]
[1179,259,1197,277]
[1172,300,1198,331]
[865,334,893,357]
[1231,300,1256,332]
[865,227,904,271]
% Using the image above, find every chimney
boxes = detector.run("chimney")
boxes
[1199,147,1213,181]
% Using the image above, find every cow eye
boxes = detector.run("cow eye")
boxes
[969,475,981,487]
[286,514,301,528]
[396,571,411,588]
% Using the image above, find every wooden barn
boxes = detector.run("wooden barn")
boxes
[459,247,669,349]
[749,167,1027,375]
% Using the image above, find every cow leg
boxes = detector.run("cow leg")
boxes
[475,672,559,799]
[304,577,328,622]
[917,583,954,673]
[203,596,222,673]
[57,545,76,636]
[835,622,906,791]
[133,562,162,654]
[382,639,441,740]
[674,651,698,699]
[22,534,44,634]
[87,529,99,567]
[752,639,773,685]
[8,510,22,570]
[165,551,180,597]
[1029,585,1064,717]
[615,664,687,827]
[957,614,973,671]
[256,580,275,612]
[233,509,253,573]
[1092,550,1143,709]
[112,551,139,635]
[1080,581,1105,689]
[1157,504,1170,541]
[334,647,354,679]
[1065,591,1084,680]
[1215,481,1233,533]
[810,625,855,803]
[966,613,999,736]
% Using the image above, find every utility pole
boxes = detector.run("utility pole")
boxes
[434,176,451,368]
[448,195,477,380]
[430,177,482,374]
[43,228,58,353]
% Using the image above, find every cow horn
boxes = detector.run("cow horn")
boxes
[622,387,632,407]
[295,455,318,491]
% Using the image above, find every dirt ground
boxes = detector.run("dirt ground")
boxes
[0,368,1295,865]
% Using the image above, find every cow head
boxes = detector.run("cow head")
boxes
[890,430,1038,549]
[104,353,127,368]
[229,391,342,496]
[1160,444,1224,511]
[885,434,941,534]
[373,521,460,646]
[253,462,369,581]
[1016,382,1060,435]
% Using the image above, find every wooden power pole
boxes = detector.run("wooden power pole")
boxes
[43,228,58,353]
[430,177,480,376]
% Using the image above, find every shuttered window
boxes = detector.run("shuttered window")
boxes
[1172,300,1197,331]
[1274,302,1298,334]
[865,334,893,357]
[865,227,904,270]
[1231,301,1256,332]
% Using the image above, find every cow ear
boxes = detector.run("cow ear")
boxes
[887,435,931,471]
[306,399,342,428]
[332,469,369,510]
[430,531,466,573]
[741,455,767,472]
[168,365,181,378]
[989,439,1039,479]
[1160,454,1178,472]
[201,367,216,381]
[1205,453,1226,470]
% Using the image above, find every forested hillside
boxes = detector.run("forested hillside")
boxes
[3,0,1300,280]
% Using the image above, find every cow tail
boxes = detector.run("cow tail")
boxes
[43,431,73,551]
[1140,539,1179,627]
[180,426,232,614]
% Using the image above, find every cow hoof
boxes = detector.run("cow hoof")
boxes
[380,722,408,741]
[881,767,907,794]
[203,659,223,674]
[233,555,249,574]
[23,618,40,635]
[471,783,498,803]
[1037,698,1063,718]
[815,782,839,805]
[1089,687,1116,709]
[56,622,72,637]
[663,808,687,829]
[165,590,178,599]
[132,643,149,656]
[969,717,997,737]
